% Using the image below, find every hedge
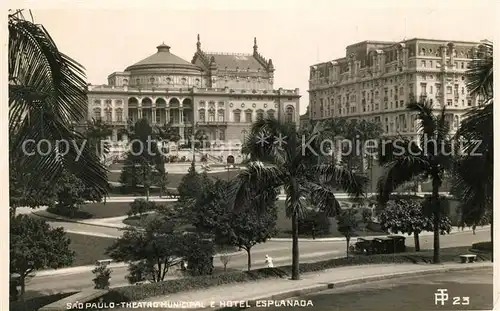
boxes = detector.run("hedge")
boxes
[472,241,493,252]
[98,246,491,303]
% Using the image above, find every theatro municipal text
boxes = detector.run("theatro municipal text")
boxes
[66,299,314,309]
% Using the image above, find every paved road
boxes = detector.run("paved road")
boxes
[248,267,493,311]
[25,230,489,296]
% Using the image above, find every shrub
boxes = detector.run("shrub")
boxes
[472,241,493,252]
[100,246,490,303]
[92,265,112,289]
[297,210,330,238]
[128,199,155,217]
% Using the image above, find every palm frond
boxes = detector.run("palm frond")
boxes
[377,154,429,204]
[316,164,368,198]
[467,42,493,99]
[9,14,109,195]
[227,161,283,213]
[407,102,437,139]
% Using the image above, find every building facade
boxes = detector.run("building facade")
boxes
[88,36,300,161]
[308,38,490,137]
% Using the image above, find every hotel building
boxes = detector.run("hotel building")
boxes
[308,38,490,137]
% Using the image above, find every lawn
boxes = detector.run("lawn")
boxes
[49,202,135,219]
[67,232,116,266]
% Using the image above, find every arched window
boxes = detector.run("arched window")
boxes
[285,106,294,123]
[116,108,123,122]
[93,108,102,120]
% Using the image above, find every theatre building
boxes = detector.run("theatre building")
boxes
[87,36,300,162]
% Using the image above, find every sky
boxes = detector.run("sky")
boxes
[26,0,495,114]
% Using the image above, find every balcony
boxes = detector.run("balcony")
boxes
[419,94,428,102]
[196,121,228,126]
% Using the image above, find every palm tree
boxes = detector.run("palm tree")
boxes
[9,10,109,196]
[377,102,453,264]
[230,118,367,280]
[451,42,493,257]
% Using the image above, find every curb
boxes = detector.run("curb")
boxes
[35,250,245,277]
[32,211,126,230]
[202,264,492,311]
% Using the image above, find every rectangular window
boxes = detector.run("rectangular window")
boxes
[234,112,241,123]
[447,99,452,106]
[421,60,426,67]
[245,112,252,123]
[446,86,452,94]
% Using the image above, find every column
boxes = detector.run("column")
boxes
[152,108,157,124]
[179,109,184,124]
[166,109,169,123]
[112,129,118,142]
[138,108,143,119]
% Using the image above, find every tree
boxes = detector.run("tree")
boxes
[177,161,205,201]
[154,169,169,198]
[298,210,331,239]
[182,176,278,271]
[219,252,232,272]
[51,169,103,217]
[8,10,109,196]
[225,186,278,271]
[106,217,183,283]
[451,42,493,260]
[92,265,112,289]
[337,209,358,257]
[339,119,383,173]
[85,118,113,160]
[180,233,216,276]
[128,198,155,218]
[379,199,452,251]
[231,118,367,280]
[377,102,454,264]
[119,119,165,200]
[10,215,75,300]
[9,156,57,216]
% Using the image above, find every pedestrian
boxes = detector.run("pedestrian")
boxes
[265,254,274,268]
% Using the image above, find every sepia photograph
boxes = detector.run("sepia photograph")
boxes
[5,1,497,310]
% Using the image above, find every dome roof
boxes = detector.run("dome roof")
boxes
[125,43,202,72]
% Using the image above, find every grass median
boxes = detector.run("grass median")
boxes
[98,245,491,304]
[68,233,116,266]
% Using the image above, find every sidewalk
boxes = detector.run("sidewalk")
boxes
[128,262,492,310]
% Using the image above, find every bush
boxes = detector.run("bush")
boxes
[100,246,491,303]
[472,241,493,252]
[128,199,155,217]
[298,210,330,238]
[92,265,112,289]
